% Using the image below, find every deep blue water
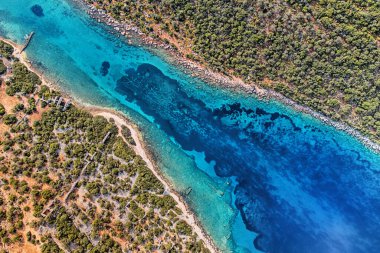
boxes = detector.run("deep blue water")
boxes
[1,1,380,252]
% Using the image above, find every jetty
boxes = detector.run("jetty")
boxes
[185,187,192,196]
[20,31,35,52]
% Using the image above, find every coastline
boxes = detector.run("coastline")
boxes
[87,107,220,253]
[0,37,220,253]
[77,0,380,154]
[1,1,378,251]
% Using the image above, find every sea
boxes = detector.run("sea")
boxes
[1,1,380,252]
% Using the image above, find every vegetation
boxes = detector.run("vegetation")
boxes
[3,114,17,125]
[0,40,210,252]
[176,220,193,236]
[0,59,6,75]
[0,103,5,116]
[88,0,380,143]
[6,62,41,96]
[121,125,136,145]
[0,41,13,59]
[41,238,64,253]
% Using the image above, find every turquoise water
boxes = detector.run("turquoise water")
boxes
[1,1,380,252]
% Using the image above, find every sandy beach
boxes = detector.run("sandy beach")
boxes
[0,37,219,253]
[89,107,219,253]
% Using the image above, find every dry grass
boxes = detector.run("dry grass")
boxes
[8,242,40,253]
[0,80,22,113]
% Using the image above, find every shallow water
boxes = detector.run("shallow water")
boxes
[1,1,380,252]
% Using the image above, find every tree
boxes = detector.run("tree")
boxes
[0,60,6,75]
[0,103,5,116]
[3,114,17,125]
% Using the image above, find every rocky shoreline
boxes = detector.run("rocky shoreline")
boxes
[78,0,380,154]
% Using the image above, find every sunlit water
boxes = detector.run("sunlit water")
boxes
[1,1,380,252]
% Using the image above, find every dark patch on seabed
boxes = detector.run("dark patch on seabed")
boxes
[100,61,110,76]
[31,4,44,17]
[115,63,380,253]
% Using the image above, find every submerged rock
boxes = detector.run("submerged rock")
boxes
[100,61,110,76]
[31,4,44,17]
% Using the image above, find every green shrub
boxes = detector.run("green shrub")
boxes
[0,104,5,116]
[3,114,17,125]
[0,60,6,75]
